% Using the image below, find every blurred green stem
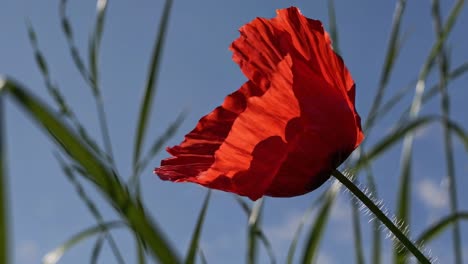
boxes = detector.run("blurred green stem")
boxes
[0,91,9,264]
[331,170,431,264]
[431,1,463,263]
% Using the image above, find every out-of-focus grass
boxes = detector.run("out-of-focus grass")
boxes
[394,1,465,262]
[131,0,173,195]
[1,1,467,263]
[42,220,125,264]
[431,1,463,263]
[1,79,181,263]
[185,191,211,264]
[0,86,9,264]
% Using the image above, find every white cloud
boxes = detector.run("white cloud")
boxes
[416,179,448,210]
[265,211,306,243]
[17,240,39,264]
[331,195,351,220]
[316,252,336,264]
[414,124,433,139]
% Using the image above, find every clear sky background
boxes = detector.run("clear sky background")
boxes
[1,1,468,263]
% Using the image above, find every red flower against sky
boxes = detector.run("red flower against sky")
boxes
[154,7,364,201]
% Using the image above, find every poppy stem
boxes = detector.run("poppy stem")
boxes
[331,169,431,264]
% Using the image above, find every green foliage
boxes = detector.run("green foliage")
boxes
[1,1,467,263]
[0,90,8,264]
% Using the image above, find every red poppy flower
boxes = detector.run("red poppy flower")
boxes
[154,6,364,201]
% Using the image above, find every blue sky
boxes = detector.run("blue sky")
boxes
[1,1,468,263]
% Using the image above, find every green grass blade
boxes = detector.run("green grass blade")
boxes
[398,212,468,260]
[42,221,126,264]
[421,62,468,104]
[352,4,407,262]
[286,192,324,264]
[431,1,463,262]
[394,2,465,261]
[364,0,406,133]
[358,116,467,171]
[136,236,147,264]
[185,191,211,264]
[356,116,437,170]
[366,169,381,264]
[59,0,95,90]
[130,110,186,192]
[199,249,208,264]
[133,0,173,169]
[415,212,468,246]
[86,0,116,165]
[373,61,468,127]
[447,121,468,152]
[1,78,181,263]
[0,88,8,264]
[350,199,365,264]
[59,0,116,164]
[257,232,276,264]
[89,0,108,84]
[300,183,338,264]
[26,21,110,163]
[327,0,340,54]
[54,153,125,264]
[331,170,431,264]
[247,198,264,264]
[90,235,105,264]
[234,195,251,215]
[26,21,70,116]
[234,196,276,264]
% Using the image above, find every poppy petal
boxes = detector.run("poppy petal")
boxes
[155,6,364,200]
[155,80,263,181]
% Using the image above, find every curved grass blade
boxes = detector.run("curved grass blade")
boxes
[26,21,69,116]
[59,0,95,90]
[331,170,431,264]
[394,2,465,261]
[185,191,211,264]
[375,61,468,125]
[257,232,276,264]
[300,182,338,264]
[1,78,181,263]
[130,110,186,191]
[0,88,9,264]
[54,153,125,264]
[286,192,325,264]
[364,0,407,133]
[234,196,251,215]
[133,0,173,170]
[415,212,468,246]
[26,20,110,164]
[89,0,108,84]
[419,61,468,108]
[356,116,437,170]
[247,198,264,264]
[358,115,468,171]
[398,212,468,260]
[431,1,463,262]
[42,220,125,264]
[59,0,116,166]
